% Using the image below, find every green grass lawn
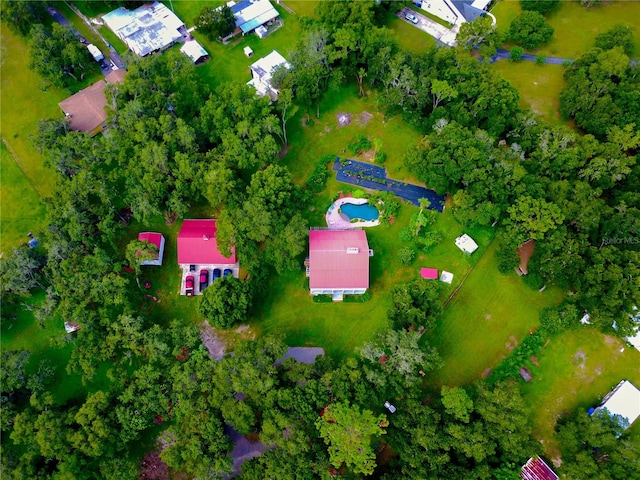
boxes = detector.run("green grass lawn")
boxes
[427,239,565,389]
[0,290,109,406]
[282,86,425,187]
[492,0,640,58]
[0,26,64,200]
[489,61,567,126]
[522,327,640,457]
[384,10,437,55]
[0,142,48,253]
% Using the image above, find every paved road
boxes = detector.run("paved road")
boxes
[490,48,573,65]
[396,7,458,46]
[46,5,124,72]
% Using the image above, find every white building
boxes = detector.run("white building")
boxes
[103,1,185,57]
[592,380,640,431]
[455,234,478,254]
[416,0,491,27]
[247,50,290,100]
[180,40,209,65]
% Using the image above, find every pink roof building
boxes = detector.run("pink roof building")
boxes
[177,220,236,266]
[138,232,165,266]
[521,456,558,480]
[420,268,438,279]
[309,230,370,299]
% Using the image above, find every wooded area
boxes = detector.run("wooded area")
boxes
[1,0,639,478]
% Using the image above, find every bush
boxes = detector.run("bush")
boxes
[508,12,554,50]
[399,227,414,242]
[347,135,372,155]
[535,54,547,65]
[306,155,333,193]
[595,24,635,56]
[313,294,333,303]
[489,332,545,383]
[397,247,416,266]
[343,292,372,303]
[416,230,443,252]
[510,47,524,62]
[374,152,386,164]
[520,0,559,15]
[199,276,252,329]
[539,303,579,335]
[496,242,520,273]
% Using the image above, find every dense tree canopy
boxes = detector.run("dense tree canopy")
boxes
[507,11,554,50]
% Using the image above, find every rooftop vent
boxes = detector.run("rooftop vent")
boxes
[346,247,359,254]
[203,235,210,241]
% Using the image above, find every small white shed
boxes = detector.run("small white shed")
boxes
[455,234,478,254]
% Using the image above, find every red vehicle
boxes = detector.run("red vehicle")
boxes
[185,276,194,297]
[199,269,209,291]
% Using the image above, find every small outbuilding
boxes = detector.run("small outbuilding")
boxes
[137,232,165,266]
[455,234,478,254]
[420,268,439,280]
[591,379,640,430]
[243,46,254,57]
[64,322,81,334]
[440,271,454,284]
[180,40,209,65]
[247,49,290,100]
[521,456,558,480]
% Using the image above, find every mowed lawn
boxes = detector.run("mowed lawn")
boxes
[283,86,425,186]
[427,239,565,388]
[493,0,640,58]
[0,143,47,253]
[0,26,63,199]
[522,328,640,457]
[489,61,567,126]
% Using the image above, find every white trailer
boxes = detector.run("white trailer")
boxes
[87,44,104,62]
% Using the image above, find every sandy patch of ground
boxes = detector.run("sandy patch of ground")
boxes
[362,149,375,161]
[199,322,257,360]
[505,335,519,351]
[200,321,226,360]
[358,111,373,126]
[337,112,352,127]
[572,349,586,369]
[485,313,492,320]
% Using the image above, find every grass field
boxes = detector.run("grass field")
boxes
[0,143,48,253]
[427,239,565,388]
[0,27,64,198]
[522,327,640,457]
[282,86,425,186]
[492,0,640,58]
[489,61,567,126]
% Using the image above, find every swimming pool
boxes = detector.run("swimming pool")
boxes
[340,202,379,221]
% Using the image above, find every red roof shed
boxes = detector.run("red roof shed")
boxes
[521,456,558,480]
[309,230,369,292]
[177,220,236,265]
[138,232,165,265]
[420,268,438,279]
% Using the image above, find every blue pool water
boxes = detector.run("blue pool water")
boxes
[340,202,379,221]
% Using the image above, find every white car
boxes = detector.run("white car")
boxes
[384,401,397,414]
[405,13,419,24]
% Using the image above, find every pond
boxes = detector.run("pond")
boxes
[340,202,379,221]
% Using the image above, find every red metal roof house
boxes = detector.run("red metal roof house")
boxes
[521,456,558,480]
[138,232,165,266]
[177,220,236,266]
[309,229,370,300]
